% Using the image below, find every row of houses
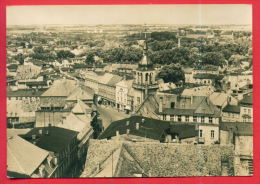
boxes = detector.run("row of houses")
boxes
[7,79,99,178]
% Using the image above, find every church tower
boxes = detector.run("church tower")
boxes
[133,33,158,110]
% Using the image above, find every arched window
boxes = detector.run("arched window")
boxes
[145,73,149,82]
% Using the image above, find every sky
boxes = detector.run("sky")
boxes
[7,4,252,25]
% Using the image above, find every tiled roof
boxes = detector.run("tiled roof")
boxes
[41,79,77,97]
[7,136,49,177]
[71,99,92,114]
[209,92,233,107]
[158,96,221,117]
[222,105,240,114]
[58,113,93,140]
[220,122,252,136]
[22,126,78,153]
[66,85,94,101]
[83,140,235,177]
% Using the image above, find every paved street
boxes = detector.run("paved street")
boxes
[96,105,130,129]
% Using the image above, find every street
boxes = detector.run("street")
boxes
[96,105,130,129]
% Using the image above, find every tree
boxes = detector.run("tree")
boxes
[157,64,185,83]
[14,53,24,65]
[56,50,75,59]
[201,52,226,67]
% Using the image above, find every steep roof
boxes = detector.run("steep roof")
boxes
[58,113,93,140]
[71,99,92,114]
[22,126,78,153]
[41,79,77,97]
[158,96,221,117]
[66,85,94,101]
[82,140,235,177]
[209,92,234,107]
[7,136,49,177]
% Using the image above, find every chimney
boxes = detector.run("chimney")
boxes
[116,130,120,137]
[126,120,130,126]
[47,156,52,168]
[126,129,130,135]
[136,123,139,130]
[39,129,43,135]
[159,97,163,113]
[32,134,36,140]
[39,165,45,177]
[228,129,234,145]
[141,118,145,123]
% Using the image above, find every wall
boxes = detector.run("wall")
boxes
[199,125,219,145]
[35,111,70,127]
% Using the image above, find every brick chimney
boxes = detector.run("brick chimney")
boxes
[126,129,130,135]
[126,120,130,126]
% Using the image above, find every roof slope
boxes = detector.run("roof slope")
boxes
[41,79,77,97]
[71,99,92,114]
[98,116,170,141]
[22,126,78,153]
[66,85,94,101]
[7,136,49,177]
[82,140,235,177]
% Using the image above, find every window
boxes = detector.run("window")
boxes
[171,102,175,109]
[170,115,174,121]
[211,130,215,139]
[178,115,182,122]
[209,117,213,123]
[199,130,203,137]
[201,116,205,123]
[193,116,197,122]
[185,116,189,122]
[248,109,251,114]
[244,109,247,113]
[163,115,166,120]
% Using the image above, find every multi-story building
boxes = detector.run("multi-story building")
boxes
[156,95,221,145]
[22,126,79,178]
[239,93,253,123]
[115,79,134,112]
[132,38,158,110]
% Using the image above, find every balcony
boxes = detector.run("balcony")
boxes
[132,82,158,90]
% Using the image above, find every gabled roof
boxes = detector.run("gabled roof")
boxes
[82,139,235,177]
[158,96,221,117]
[58,113,93,140]
[41,79,77,97]
[7,136,49,177]
[22,126,78,153]
[66,85,94,101]
[209,92,234,107]
[72,99,92,114]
